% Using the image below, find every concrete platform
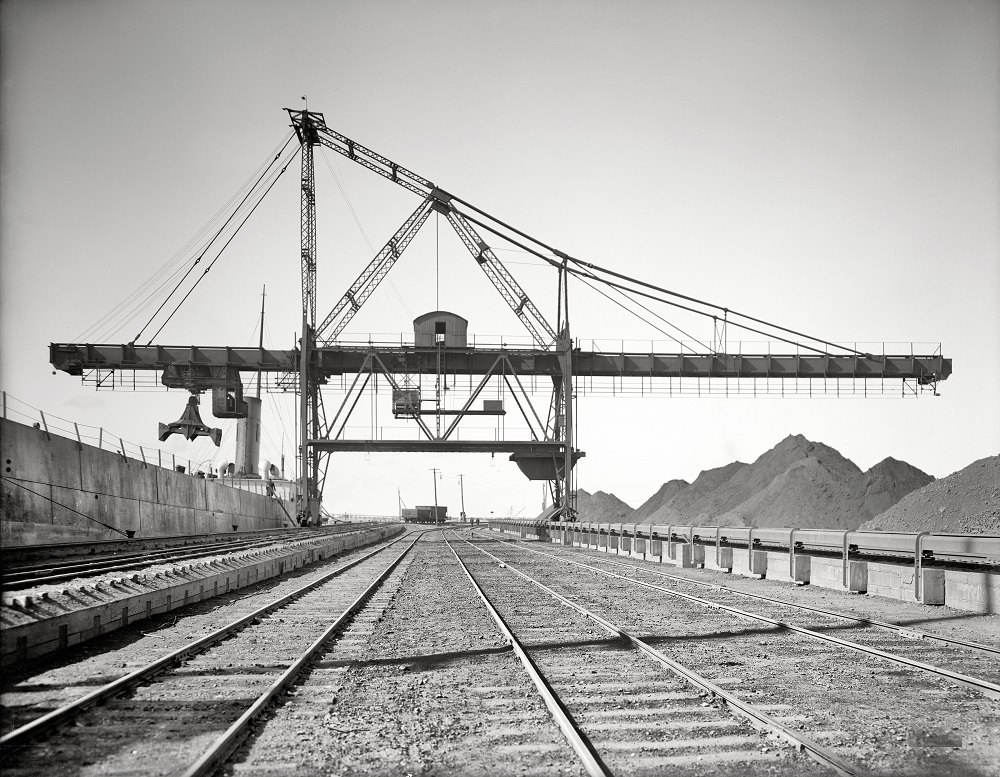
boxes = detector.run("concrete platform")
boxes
[944,568,1000,614]
[0,525,402,668]
[703,547,733,573]
[810,557,868,593]
[866,561,945,605]
[732,548,767,578]
[764,549,810,585]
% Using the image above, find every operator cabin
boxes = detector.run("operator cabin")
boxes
[413,311,468,348]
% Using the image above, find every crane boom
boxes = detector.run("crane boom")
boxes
[290,110,558,348]
[50,342,951,384]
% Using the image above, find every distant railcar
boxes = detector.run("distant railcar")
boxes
[401,505,448,524]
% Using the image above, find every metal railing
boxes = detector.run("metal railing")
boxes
[1,391,286,500]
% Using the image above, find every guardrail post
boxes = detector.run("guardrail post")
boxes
[842,531,850,588]
[74,422,83,450]
[915,531,929,601]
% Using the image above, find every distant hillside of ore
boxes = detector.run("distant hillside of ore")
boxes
[574,435,941,530]
[860,455,1000,535]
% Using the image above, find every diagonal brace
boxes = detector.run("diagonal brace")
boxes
[316,197,435,342]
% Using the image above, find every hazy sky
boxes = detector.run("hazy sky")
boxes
[2,0,998,517]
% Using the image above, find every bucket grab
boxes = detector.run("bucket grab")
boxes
[159,393,222,446]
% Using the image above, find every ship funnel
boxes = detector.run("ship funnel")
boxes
[235,397,262,476]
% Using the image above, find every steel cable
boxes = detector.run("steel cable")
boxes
[133,136,298,344]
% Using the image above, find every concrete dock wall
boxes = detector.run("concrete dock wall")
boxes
[2,419,292,546]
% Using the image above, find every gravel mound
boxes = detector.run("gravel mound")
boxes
[574,488,634,522]
[860,455,1000,534]
[630,435,933,530]
[862,457,935,517]
[644,461,748,525]
[631,479,688,522]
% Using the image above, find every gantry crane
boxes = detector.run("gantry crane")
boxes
[50,108,952,524]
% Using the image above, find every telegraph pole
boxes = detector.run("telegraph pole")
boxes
[458,474,467,522]
[430,467,441,524]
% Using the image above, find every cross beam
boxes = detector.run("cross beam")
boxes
[51,343,952,384]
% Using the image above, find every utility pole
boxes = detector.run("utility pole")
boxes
[458,474,467,522]
[256,285,266,399]
[430,467,441,524]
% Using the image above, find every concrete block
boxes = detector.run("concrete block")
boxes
[663,543,695,568]
[867,562,945,605]
[732,548,767,578]
[810,557,868,593]
[764,550,811,585]
[703,547,733,573]
[944,570,1000,614]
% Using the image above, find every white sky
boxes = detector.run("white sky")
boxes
[2,0,998,517]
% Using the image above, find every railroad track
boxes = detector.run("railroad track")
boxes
[478,530,1000,695]
[447,531,857,776]
[1,527,357,592]
[0,531,423,775]
[460,530,1000,776]
[4,527,996,775]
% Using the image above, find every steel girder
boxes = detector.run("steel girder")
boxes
[50,343,953,384]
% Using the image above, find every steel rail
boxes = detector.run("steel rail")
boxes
[180,532,423,777]
[456,532,862,777]
[510,537,1000,657]
[482,534,1000,701]
[0,531,414,755]
[1,536,313,590]
[3,531,325,576]
[0,525,370,565]
[442,534,612,777]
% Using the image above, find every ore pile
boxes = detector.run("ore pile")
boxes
[573,489,633,522]
[860,455,1000,535]
[576,435,934,530]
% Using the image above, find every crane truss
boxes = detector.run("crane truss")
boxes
[49,108,953,523]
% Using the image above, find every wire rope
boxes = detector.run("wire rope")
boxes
[76,132,296,343]
[142,145,300,344]
[133,136,298,344]
[450,200,864,356]
[573,272,708,351]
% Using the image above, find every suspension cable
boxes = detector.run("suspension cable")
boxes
[452,204,859,356]
[132,134,298,344]
[143,146,300,344]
